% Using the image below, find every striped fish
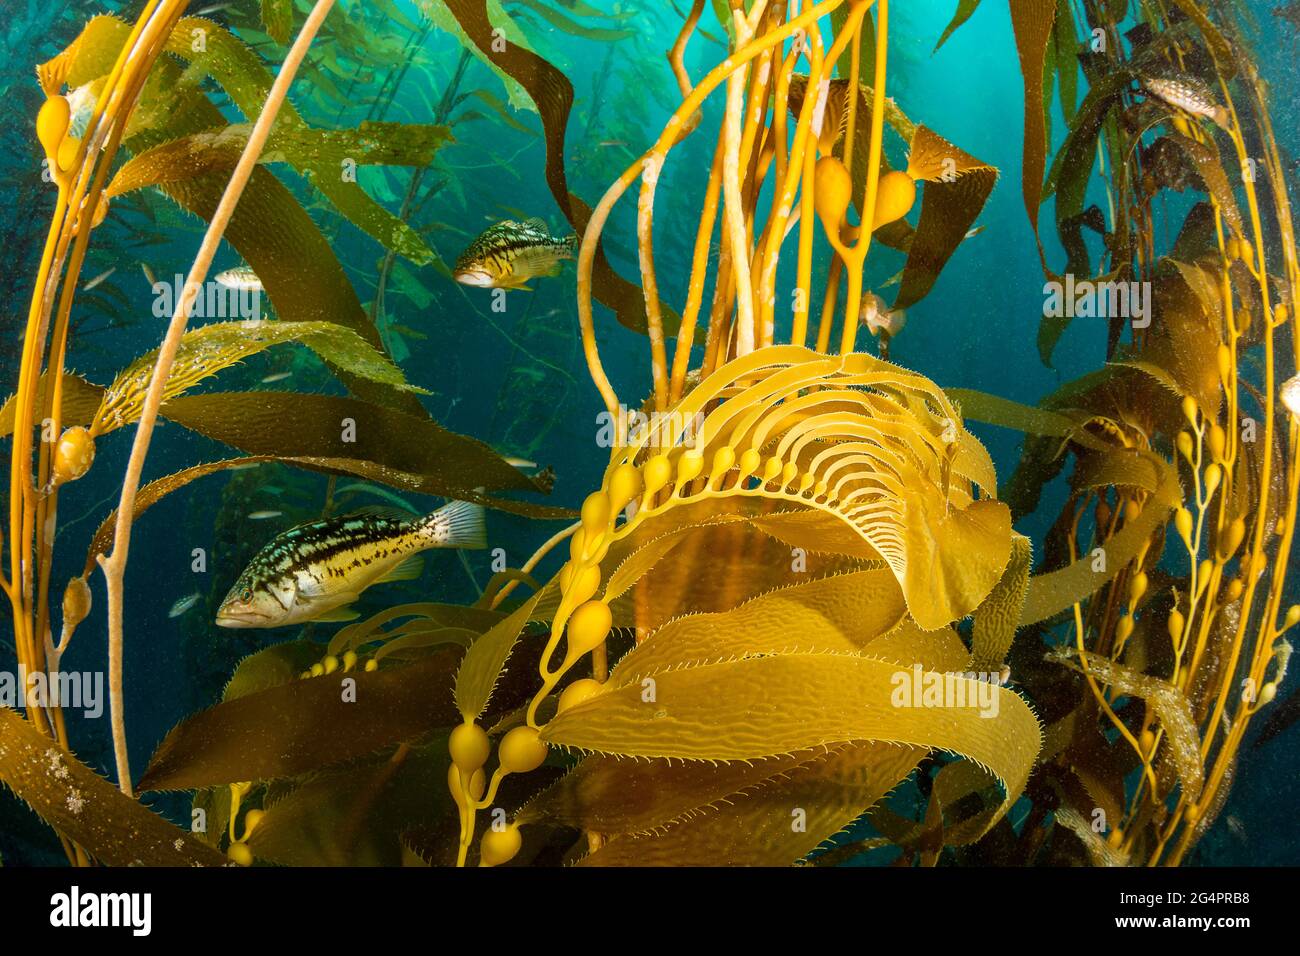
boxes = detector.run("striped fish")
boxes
[453,218,578,290]
[215,502,485,628]
[1140,68,1229,129]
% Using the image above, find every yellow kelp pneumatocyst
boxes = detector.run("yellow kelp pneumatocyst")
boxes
[566,600,612,661]
[557,678,604,714]
[449,721,490,774]
[36,94,70,162]
[872,170,916,228]
[813,156,852,233]
[498,726,548,774]
[52,426,95,486]
[479,823,522,867]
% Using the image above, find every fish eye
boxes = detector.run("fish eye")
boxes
[239,587,253,602]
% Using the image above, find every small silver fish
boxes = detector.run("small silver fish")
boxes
[260,371,292,384]
[83,267,115,291]
[216,502,485,628]
[454,219,578,290]
[247,510,283,520]
[215,265,264,292]
[168,592,202,619]
[1141,70,1229,129]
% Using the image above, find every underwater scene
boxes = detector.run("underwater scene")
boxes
[1,0,1299,877]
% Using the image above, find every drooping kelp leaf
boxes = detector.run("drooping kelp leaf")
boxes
[437,0,675,337]
[0,372,104,437]
[137,650,463,791]
[1048,647,1204,801]
[970,532,1032,671]
[933,0,983,52]
[0,708,225,866]
[1159,134,1243,233]
[517,748,825,835]
[454,582,555,721]
[1020,449,1181,625]
[509,0,636,41]
[222,640,323,701]
[158,392,553,497]
[248,740,456,866]
[107,121,453,256]
[416,0,536,111]
[1008,0,1057,264]
[261,0,293,45]
[612,568,909,680]
[895,125,998,310]
[1051,0,1078,123]
[541,653,1041,833]
[327,602,504,657]
[155,17,442,267]
[945,386,1103,449]
[91,321,426,435]
[1141,271,1224,420]
[576,742,924,866]
[131,77,422,413]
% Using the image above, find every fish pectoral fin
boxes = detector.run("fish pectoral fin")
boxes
[376,555,424,584]
[313,603,362,623]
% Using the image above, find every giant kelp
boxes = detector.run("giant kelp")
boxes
[1,0,1297,870]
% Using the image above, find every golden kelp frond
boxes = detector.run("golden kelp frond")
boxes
[894,125,998,310]
[541,653,1040,831]
[137,650,464,791]
[1048,647,1204,802]
[91,321,427,436]
[0,372,104,437]
[574,743,924,867]
[0,708,225,866]
[589,346,1010,630]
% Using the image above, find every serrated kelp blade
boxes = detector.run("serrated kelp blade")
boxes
[0,372,104,437]
[157,392,549,497]
[576,742,924,866]
[1049,647,1203,801]
[137,650,463,791]
[901,497,1013,631]
[516,749,825,836]
[1020,450,1180,625]
[93,321,425,434]
[1008,0,1057,264]
[541,653,1041,829]
[0,708,225,865]
[454,583,554,721]
[970,532,1033,671]
[247,741,455,866]
[609,567,908,682]
[261,0,293,44]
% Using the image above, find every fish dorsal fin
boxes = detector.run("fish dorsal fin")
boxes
[376,555,424,584]
[346,505,416,522]
[522,217,548,233]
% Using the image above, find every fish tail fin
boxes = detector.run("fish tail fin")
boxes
[561,234,579,257]
[418,500,486,549]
